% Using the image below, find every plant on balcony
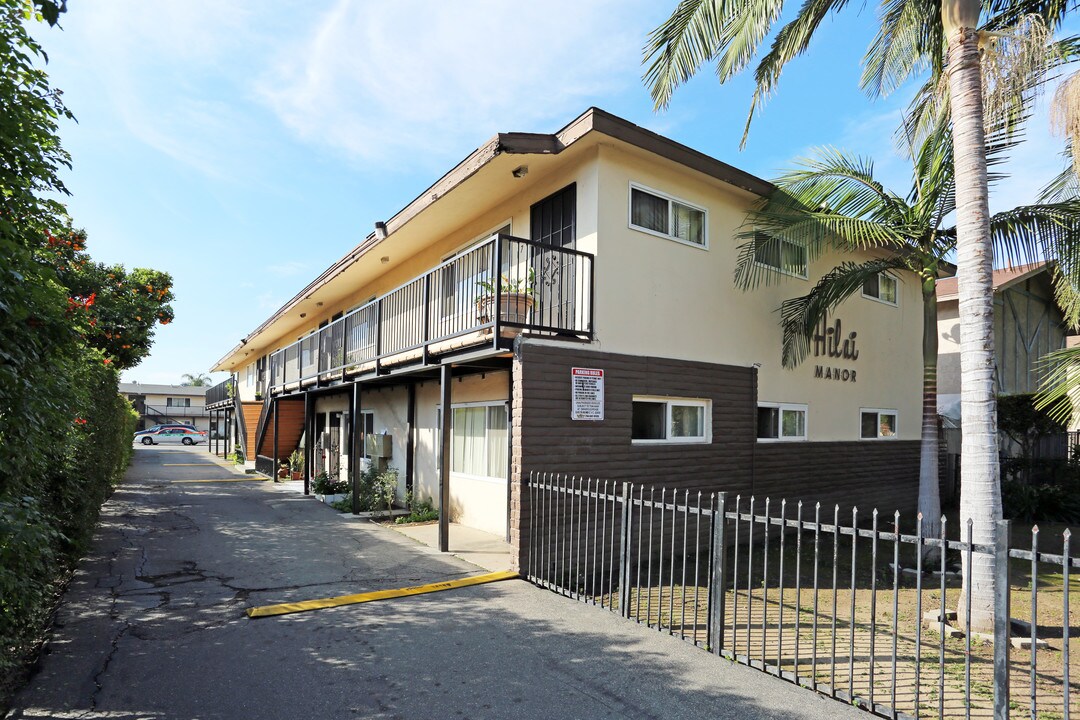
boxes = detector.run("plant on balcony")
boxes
[476,269,535,324]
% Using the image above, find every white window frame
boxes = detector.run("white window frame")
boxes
[631,396,711,445]
[752,230,808,279]
[447,400,509,483]
[756,402,808,442]
[860,408,899,440]
[861,272,899,307]
[628,182,708,250]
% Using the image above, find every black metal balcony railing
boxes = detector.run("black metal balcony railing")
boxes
[205,378,234,408]
[269,234,593,391]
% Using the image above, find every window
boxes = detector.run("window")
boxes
[752,232,808,278]
[451,403,508,479]
[861,409,898,439]
[166,397,191,407]
[629,184,707,248]
[756,403,807,441]
[631,397,710,443]
[862,272,898,305]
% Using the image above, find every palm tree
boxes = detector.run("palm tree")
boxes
[181,372,211,387]
[738,122,1080,572]
[644,0,1073,631]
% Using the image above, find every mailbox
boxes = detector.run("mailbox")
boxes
[365,433,393,458]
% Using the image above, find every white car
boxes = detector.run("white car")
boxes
[136,427,207,446]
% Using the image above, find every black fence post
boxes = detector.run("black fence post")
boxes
[618,482,631,617]
[994,518,1012,720]
[709,491,728,654]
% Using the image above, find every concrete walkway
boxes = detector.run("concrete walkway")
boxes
[7,444,867,720]
[389,521,513,573]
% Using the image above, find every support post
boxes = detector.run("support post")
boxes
[439,364,452,552]
[405,382,415,496]
[351,382,362,515]
[708,492,729,655]
[994,519,1012,720]
[272,399,279,474]
[303,392,314,495]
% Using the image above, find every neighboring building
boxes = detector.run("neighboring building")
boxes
[119,382,212,433]
[936,262,1070,420]
[210,108,928,568]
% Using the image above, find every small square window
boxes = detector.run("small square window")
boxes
[753,232,807,278]
[861,409,898,439]
[757,403,807,441]
[632,397,710,443]
[862,273,898,305]
[629,184,706,248]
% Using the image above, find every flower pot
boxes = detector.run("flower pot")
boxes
[316,493,347,505]
[477,292,533,325]
[291,471,302,481]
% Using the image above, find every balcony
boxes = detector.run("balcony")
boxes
[269,234,593,393]
[205,378,234,409]
[143,404,212,419]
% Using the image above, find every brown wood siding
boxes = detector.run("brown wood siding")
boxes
[255,398,306,464]
[240,402,263,460]
[510,343,921,570]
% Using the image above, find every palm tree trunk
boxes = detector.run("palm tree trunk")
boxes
[919,275,943,557]
[946,14,1003,634]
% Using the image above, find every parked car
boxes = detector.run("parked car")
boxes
[137,423,197,434]
[135,427,207,446]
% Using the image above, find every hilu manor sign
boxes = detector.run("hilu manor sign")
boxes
[813,317,858,383]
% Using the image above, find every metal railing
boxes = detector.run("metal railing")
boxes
[268,234,593,391]
[143,403,211,419]
[205,378,234,408]
[525,472,1079,720]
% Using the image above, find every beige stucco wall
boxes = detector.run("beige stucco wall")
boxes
[414,371,511,538]
[936,298,961,417]
[589,143,923,442]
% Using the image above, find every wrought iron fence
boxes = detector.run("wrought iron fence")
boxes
[525,472,1079,720]
[266,234,593,391]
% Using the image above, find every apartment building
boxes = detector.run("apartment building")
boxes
[209,108,927,568]
[119,382,211,433]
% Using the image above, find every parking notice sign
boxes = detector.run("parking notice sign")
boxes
[571,367,604,421]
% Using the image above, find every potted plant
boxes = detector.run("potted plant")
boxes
[476,269,535,324]
[311,471,348,504]
[277,461,289,481]
[288,449,304,481]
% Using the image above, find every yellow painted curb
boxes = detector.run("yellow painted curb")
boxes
[173,477,268,484]
[247,570,520,618]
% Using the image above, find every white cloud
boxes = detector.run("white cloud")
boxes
[256,0,652,165]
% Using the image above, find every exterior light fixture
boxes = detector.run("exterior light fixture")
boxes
[512,165,529,178]
[299,313,307,319]
[381,256,390,264]
[375,221,388,240]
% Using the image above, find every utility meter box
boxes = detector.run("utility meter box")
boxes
[366,433,393,458]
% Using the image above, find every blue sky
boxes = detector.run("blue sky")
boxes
[31,1,1071,386]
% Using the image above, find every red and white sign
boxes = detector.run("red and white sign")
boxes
[571,367,604,421]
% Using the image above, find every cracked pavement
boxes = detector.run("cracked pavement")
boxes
[7,445,867,720]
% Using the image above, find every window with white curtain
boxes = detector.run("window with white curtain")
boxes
[631,396,710,444]
[450,403,508,479]
[629,184,707,248]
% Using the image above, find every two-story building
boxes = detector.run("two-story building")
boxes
[210,108,927,569]
[119,382,212,433]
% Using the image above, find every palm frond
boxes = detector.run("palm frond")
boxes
[1037,149,1080,203]
[990,200,1080,327]
[643,0,724,110]
[778,258,913,367]
[1035,346,1080,425]
[861,0,939,98]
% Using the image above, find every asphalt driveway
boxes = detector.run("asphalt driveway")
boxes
[7,445,866,720]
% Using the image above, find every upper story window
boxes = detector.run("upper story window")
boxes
[861,408,898,439]
[862,272,898,305]
[166,397,191,407]
[753,232,808,278]
[629,184,707,248]
[631,396,710,444]
[756,402,807,441]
